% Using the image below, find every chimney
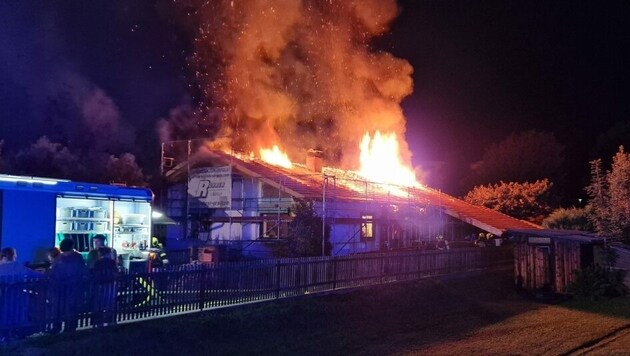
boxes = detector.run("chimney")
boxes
[306,149,323,173]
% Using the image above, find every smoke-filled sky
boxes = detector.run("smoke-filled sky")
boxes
[189,0,413,167]
[1,0,629,195]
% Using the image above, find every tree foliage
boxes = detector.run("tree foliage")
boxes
[3,136,148,186]
[1,86,147,185]
[9,136,86,180]
[586,146,630,241]
[103,153,147,186]
[463,179,553,223]
[463,130,564,190]
[542,207,593,231]
[274,200,331,257]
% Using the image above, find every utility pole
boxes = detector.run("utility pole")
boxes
[184,139,191,239]
[322,175,327,256]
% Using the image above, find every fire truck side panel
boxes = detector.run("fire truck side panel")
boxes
[1,189,56,263]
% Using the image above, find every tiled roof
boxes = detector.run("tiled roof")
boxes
[180,148,542,236]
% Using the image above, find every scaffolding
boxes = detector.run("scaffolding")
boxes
[165,169,465,257]
[160,145,477,257]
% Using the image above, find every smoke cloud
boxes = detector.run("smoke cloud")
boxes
[0,2,144,183]
[188,0,413,167]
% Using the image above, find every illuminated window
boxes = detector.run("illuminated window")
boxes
[260,214,288,238]
[361,215,373,239]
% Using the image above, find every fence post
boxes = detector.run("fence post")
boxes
[380,253,384,284]
[332,256,337,290]
[417,249,421,280]
[275,259,281,299]
[199,269,206,311]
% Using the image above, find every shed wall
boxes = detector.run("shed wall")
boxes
[515,239,596,292]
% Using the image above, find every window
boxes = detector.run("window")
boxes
[260,214,289,238]
[361,215,373,239]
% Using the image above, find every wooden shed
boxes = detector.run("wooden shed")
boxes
[507,229,606,293]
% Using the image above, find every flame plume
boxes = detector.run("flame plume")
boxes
[187,0,414,167]
[359,131,419,187]
[260,145,293,169]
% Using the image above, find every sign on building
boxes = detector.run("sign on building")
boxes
[188,166,232,209]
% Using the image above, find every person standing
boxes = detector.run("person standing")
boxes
[90,247,118,327]
[87,234,117,270]
[48,238,87,333]
[45,247,61,270]
[0,247,42,340]
[0,248,41,279]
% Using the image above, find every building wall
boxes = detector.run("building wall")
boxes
[329,223,378,255]
[514,239,603,293]
[166,173,455,257]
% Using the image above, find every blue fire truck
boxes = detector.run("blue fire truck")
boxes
[0,174,152,265]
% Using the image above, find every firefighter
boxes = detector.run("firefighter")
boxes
[149,237,168,267]
[475,233,487,247]
[436,235,449,250]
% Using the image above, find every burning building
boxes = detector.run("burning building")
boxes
[158,0,539,258]
[161,143,540,259]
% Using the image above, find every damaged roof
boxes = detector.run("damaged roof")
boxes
[166,148,541,236]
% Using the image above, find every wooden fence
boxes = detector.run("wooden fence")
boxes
[0,247,512,340]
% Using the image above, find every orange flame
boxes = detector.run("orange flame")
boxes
[260,145,293,169]
[359,131,418,187]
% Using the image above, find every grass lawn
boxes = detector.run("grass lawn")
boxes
[3,268,629,356]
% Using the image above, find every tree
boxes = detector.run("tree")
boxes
[274,200,331,257]
[463,130,564,191]
[463,179,553,224]
[587,146,630,242]
[607,147,630,240]
[586,158,612,236]
[542,207,594,231]
[103,153,147,186]
[10,136,86,180]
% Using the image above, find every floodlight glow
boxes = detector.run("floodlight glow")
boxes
[0,174,68,185]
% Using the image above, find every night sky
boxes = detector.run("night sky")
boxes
[1,0,629,199]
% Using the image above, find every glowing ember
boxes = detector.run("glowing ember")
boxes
[260,145,293,169]
[359,131,418,187]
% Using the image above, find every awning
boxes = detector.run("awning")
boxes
[152,214,179,225]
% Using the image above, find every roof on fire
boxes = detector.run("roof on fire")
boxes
[166,148,541,236]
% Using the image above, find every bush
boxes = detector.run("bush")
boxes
[542,206,594,231]
[272,199,331,257]
[565,264,627,300]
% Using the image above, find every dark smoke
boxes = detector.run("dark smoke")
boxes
[0,2,145,184]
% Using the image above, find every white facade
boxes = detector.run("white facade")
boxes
[165,168,450,257]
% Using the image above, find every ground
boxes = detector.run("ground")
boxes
[2,268,629,355]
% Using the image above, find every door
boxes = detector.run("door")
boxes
[534,246,552,291]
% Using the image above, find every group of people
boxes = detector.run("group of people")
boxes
[0,247,43,279]
[474,232,496,247]
[435,235,450,250]
[0,234,119,339]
